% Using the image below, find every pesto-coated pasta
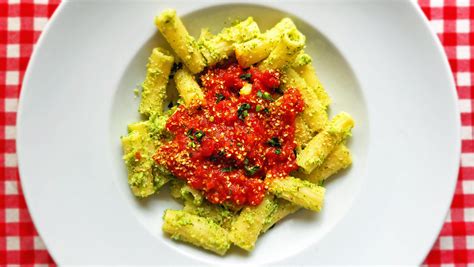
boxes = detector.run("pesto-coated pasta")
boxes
[139,48,174,116]
[262,198,300,233]
[297,144,352,184]
[121,120,169,197]
[174,67,204,106]
[283,68,327,132]
[258,28,306,71]
[155,9,206,74]
[162,209,231,255]
[297,112,354,174]
[268,176,325,212]
[235,18,296,67]
[295,116,313,151]
[229,195,277,251]
[169,179,203,205]
[184,200,235,230]
[295,63,331,108]
[291,51,312,68]
[199,17,260,66]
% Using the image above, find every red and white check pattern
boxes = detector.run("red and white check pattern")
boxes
[0,0,472,265]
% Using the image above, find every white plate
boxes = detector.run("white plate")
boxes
[17,0,460,265]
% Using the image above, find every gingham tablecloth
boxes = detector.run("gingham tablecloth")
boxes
[0,0,473,265]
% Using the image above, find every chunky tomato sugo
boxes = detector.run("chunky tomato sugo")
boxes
[154,62,304,206]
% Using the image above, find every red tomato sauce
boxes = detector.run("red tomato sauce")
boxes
[154,62,304,206]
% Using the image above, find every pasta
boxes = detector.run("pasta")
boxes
[235,18,296,67]
[297,144,352,184]
[155,9,206,74]
[121,10,356,255]
[262,198,300,233]
[297,112,354,174]
[294,62,332,108]
[258,28,306,70]
[139,48,174,116]
[121,111,173,197]
[283,68,328,132]
[229,195,276,251]
[199,17,260,66]
[268,176,325,212]
[162,209,231,255]
[295,116,313,151]
[174,67,204,106]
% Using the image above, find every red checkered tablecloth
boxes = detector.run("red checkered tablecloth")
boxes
[0,0,472,265]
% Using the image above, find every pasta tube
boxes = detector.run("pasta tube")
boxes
[121,121,169,197]
[295,116,313,151]
[199,17,260,66]
[298,144,352,184]
[268,176,325,212]
[139,48,174,116]
[229,195,277,251]
[291,51,312,68]
[262,198,300,233]
[235,18,296,67]
[258,28,306,70]
[155,9,206,73]
[295,63,331,107]
[297,112,354,174]
[184,200,235,229]
[162,210,231,255]
[174,67,204,106]
[283,68,327,132]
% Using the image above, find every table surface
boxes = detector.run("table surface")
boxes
[0,0,473,265]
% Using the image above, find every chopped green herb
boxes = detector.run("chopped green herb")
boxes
[237,142,243,147]
[255,104,263,112]
[194,130,205,141]
[222,166,236,172]
[263,108,270,114]
[188,141,197,148]
[262,92,274,101]
[237,103,251,120]
[257,90,274,101]
[240,73,252,81]
[244,165,260,176]
[267,137,281,148]
[216,93,225,103]
[186,128,195,140]
[275,148,281,155]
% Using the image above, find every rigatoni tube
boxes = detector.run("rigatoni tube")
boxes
[162,210,231,255]
[139,48,174,116]
[229,195,276,251]
[298,144,352,184]
[268,176,325,212]
[297,112,354,174]
[235,18,296,67]
[174,67,204,106]
[283,68,327,132]
[258,28,306,71]
[155,9,206,73]
[199,17,260,66]
[262,198,300,233]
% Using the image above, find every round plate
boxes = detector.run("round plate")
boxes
[17,0,460,265]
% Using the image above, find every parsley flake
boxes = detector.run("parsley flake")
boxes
[237,103,251,120]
